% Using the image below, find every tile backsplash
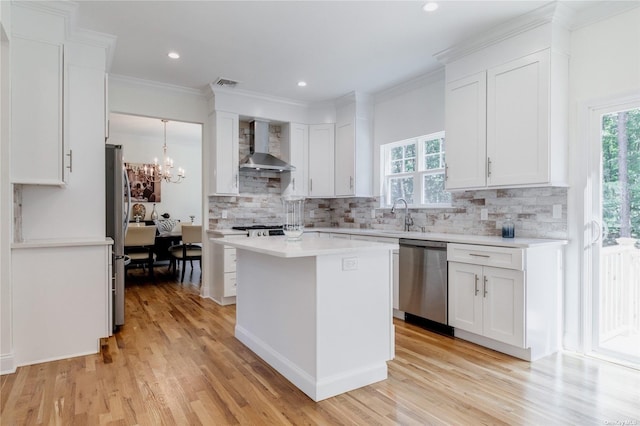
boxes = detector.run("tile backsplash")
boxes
[210,120,567,239]
[209,187,568,239]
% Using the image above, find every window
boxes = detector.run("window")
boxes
[382,131,451,207]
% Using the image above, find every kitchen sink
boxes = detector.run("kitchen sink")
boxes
[377,231,409,236]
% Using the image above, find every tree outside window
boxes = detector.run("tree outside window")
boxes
[382,132,451,207]
[602,108,640,246]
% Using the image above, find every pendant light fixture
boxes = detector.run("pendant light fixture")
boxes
[144,119,186,184]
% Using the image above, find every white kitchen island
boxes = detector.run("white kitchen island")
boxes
[212,235,398,402]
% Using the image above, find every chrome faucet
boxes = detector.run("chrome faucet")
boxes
[391,198,413,231]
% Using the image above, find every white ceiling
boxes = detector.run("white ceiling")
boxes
[81,1,636,138]
[75,0,611,104]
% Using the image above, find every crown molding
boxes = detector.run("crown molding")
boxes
[12,0,77,20]
[374,67,445,103]
[434,2,562,65]
[109,74,206,97]
[208,84,311,109]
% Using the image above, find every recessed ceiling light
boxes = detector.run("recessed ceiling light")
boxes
[297,81,307,87]
[168,52,180,59]
[422,2,438,12]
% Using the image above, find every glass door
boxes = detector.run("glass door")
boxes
[588,101,640,368]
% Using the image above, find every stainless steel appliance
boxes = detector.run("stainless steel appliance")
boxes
[106,144,131,331]
[239,120,295,172]
[232,224,285,237]
[399,239,453,336]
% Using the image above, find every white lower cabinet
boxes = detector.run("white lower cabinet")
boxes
[447,243,562,361]
[448,262,524,347]
[210,236,240,305]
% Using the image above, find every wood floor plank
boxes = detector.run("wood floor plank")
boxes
[2,265,639,425]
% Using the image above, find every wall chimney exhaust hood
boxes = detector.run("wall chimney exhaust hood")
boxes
[240,120,295,172]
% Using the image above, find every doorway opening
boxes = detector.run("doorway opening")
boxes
[108,113,204,286]
[589,103,640,368]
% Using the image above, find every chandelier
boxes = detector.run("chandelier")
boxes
[144,119,186,184]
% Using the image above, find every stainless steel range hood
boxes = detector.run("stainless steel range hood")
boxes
[240,120,295,172]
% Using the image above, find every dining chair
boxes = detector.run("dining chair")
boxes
[124,225,157,281]
[169,225,202,283]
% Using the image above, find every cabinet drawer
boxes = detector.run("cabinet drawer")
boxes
[224,272,237,296]
[447,243,523,270]
[224,248,236,272]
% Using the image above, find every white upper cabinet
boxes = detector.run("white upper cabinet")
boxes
[210,111,239,195]
[335,121,355,196]
[440,7,569,191]
[445,72,487,190]
[308,123,335,197]
[486,50,551,187]
[281,122,309,197]
[11,37,68,185]
[446,49,566,190]
[334,92,373,197]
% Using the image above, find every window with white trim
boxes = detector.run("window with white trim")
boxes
[381,131,451,207]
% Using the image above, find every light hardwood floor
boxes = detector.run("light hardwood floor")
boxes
[2,265,639,425]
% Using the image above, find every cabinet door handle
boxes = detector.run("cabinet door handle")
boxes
[483,276,488,297]
[292,177,296,191]
[474,274,479,296]
[309,179,313,193]
[66,150,73,173]
[350,176,354,190]
[469,253,490,258]
[445,164,448,181]
[487,157,492,178]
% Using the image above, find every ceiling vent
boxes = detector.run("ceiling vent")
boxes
[214,77,239,88]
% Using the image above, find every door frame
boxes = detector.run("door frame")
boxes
[579,91,640,364]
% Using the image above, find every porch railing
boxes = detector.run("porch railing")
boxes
[600,240,640,341]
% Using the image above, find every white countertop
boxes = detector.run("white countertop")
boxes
[307,228,567,248]
[213,234,398,258]
[12,237,114,249]
[207,229,247,238]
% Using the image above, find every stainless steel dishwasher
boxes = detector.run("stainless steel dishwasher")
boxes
[399,239,453,336]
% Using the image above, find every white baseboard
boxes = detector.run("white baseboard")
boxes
[205,294,236,306]
[1,352,16,375]
[454,329,533,361]
[235,325,387,402]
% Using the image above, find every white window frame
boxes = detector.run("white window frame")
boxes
[381,131,451,208]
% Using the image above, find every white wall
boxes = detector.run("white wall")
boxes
[109,124,202,224]
[372,69,445,196]
[0,1,13,374]
[564,7,640,351]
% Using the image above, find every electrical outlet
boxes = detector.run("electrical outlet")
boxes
[342,257,358,271]
[310,209,315,218]
[481,208,488,221]
[553,204,562,219]
[221,210,228,219]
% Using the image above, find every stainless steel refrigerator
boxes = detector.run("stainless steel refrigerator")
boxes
[106,144,130,330]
